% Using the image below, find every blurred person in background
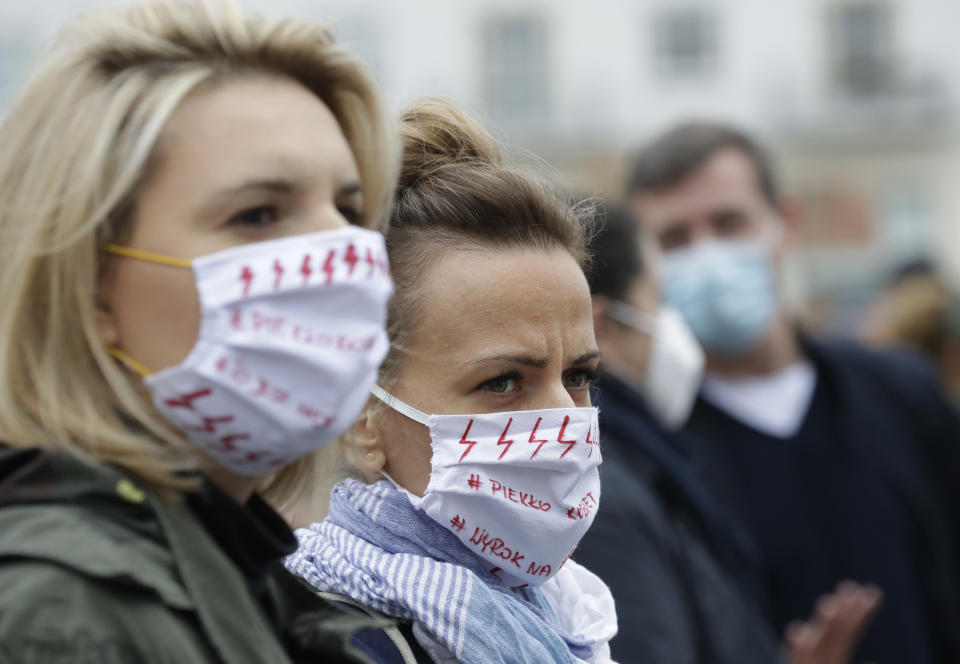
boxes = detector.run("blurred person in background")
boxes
[860,259,960,407]
[624,122,960,664]
[287,99,617,664]
[0,1,409,661]
[574,204,880,664]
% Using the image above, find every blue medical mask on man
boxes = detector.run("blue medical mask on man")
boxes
[661,236,777,356]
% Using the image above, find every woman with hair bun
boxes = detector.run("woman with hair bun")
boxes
[288,99,618,664]
[0,1,408,661]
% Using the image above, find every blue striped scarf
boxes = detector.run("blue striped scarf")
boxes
[287,479,602,663]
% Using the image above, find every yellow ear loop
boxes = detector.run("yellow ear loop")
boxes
[102,244,191,376]
[102,244,192,269]
[108,346,154,378]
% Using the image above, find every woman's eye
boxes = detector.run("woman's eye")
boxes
[564,367,598,390]
[228,205,280,228]
[478,372,521,394]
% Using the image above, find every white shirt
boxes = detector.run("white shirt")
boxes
[700,362,818,439]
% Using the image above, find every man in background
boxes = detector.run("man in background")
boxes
[624,123,960,663]
[575,204,879,664]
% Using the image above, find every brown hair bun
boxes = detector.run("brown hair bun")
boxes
[398,99,501,191]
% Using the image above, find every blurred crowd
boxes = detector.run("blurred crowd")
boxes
[0,2,957,664]
[575,123,960,663]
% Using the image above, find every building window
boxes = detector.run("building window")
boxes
[482,15,549,134]
[828,2,894,97]
[653,6,718,78]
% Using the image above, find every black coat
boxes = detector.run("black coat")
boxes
[573,372,781,664]
[681,338,960,663]
[0,445,426,664]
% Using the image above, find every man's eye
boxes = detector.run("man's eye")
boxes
[228,205,280,228]
[713,210,748,234]
[660,226,691,251]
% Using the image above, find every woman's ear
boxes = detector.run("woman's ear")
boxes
[347,405,387,477]
[95,258,120,347]
[95,302,120,347]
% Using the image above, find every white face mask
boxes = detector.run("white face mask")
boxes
[605,302,705,430]
[106,226,393,476]
[371,385,602,588]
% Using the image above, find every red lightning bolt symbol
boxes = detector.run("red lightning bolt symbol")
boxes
[322,249,336,284]
[240,266,254,296]
[164,388,212,410]
[272,259,284,290]
[496,417,514,460]
[528,417,548,459]
[557,415,577,458]
[215,433,249,452]
[457,419,478,463]
[344,243,359,276]
[300,254,312,284]
[366,247,376,278]
[186,414,235,433]
[586,422,598,459]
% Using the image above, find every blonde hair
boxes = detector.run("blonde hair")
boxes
[0,0,398,493]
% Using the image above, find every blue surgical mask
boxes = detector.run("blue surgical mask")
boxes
[661,239,776,356]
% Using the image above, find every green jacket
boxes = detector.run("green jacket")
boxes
[0,445,390,663]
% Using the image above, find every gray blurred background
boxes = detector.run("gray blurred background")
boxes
[4,0,960,347]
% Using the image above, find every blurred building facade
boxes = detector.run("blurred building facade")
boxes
[3,0,960,331]
[325,0,960,331]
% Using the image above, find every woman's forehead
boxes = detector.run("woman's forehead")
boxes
[408,246,595,361]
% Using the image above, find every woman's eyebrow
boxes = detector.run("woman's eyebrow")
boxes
[198,178,297,215]
[472,351,602,368]
[209,178,296,202]
[337,181,364,197]
[570,351,602,365]
[473,354,548,369]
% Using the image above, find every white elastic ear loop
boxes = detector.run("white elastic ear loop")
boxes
[379,469,403,490]
[369,384,431,426]
[378,469,422,504]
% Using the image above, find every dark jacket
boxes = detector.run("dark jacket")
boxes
[573,372,782,664]
[682,338,960,663]
[0,444,406,664]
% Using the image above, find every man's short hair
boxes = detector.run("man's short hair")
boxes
[626,122,780,207]
[586,204,645,302]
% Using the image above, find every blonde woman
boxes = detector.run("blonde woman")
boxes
[288,100,617,664]
[0,2,411,662]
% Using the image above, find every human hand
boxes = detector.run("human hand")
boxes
[784,581,882,664]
